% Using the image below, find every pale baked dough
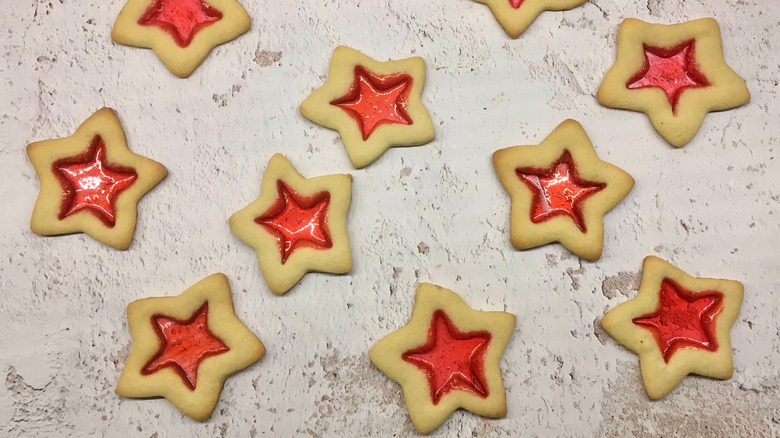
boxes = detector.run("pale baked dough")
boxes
[492,119,635,261]
[111,0,251,78]
[229,154,353,295]
[601,256,744,399]
[300,46,435,168]
[472,0,586,38]
[115,273,266,421]
[369,283,516,434]
[597,18,750,147]
[27,107,167,250]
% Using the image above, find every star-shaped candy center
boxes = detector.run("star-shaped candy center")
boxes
[138,0,223,47]
[627,41,709,113]
[509,0,525,8]
[255,181,333,264]
[331,66,413,141]
[53,135,137,226]
[516,151,605,232]
[403,310,491,404]
[142,303,229,389]
[633,279,723,363]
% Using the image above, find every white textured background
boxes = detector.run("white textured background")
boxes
[1,0,779,436]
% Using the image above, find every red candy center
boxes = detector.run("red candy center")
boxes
[331,66,413,141]
[138,0,223,47]
[255,181,333,264]
[633,279,723,363]
[402,310,491,404]
[142,303,229,389]
[627,41,709,112]
[509,0,525,8]
[53,135,137,227]
[516,151,605,232]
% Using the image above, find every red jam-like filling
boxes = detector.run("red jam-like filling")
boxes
[330,66,413,141]
[53,135,137,227]
[516,151,605,232]
[142,303,229,389]
[509,0,525,8]
[627,41,709,112]
[633,278,724,363]
[402,310,491,404]
[255,181,333,264]
[138,0,223,48]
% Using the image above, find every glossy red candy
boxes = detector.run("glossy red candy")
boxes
[509,0,525,8]
[138,0,223,47]
[516,151,605,232]
[633,278,724,363]
[403,310,491,404]
[142,304,229,389]
[331,66,413,141]
[53,135,137,226]
[627,40,709,112]
[255,181,333,264]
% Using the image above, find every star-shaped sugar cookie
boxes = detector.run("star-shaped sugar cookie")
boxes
[111,0,251,78]
[229,154,352,295]
[472,0,586,38]
[300,46,435,168]
[492,119,634,261]
[116,273,265,421]
[27,107,167,250]
[601,256,743,399]
[369,283,516,434]
[597,18,750,146]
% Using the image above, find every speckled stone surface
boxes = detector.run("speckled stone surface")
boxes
[1,1,779,437]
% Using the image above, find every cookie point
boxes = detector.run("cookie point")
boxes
[642,255,664,266]
[114,239,132,251]
[209,272,229,283]
[269,153,289,164]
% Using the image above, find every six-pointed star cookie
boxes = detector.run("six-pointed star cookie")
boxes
[471,0,586,38]
[111,0,251,78]
[601,256,743,399]
[229,154,353,295]
[492,119,634,261]
[27,107,167,250]
[369,283,516,434]
[116,273,265,421]
[597,18,750,146]
[300,46,435,168]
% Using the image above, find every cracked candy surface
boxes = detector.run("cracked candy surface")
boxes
[142,304,229,389]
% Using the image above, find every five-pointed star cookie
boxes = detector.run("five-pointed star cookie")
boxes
[597,18,750,147]
[369,283,516,434]
[471,0,586,38]
[116,273,265,421]
[111,0,251,78]
[492,119,634,261]
[27,107,167,250]
[601,256,744,399]
[300,46,435,168]
[229,154,352,295]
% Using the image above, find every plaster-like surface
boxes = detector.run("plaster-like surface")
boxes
[1,1,778,436]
